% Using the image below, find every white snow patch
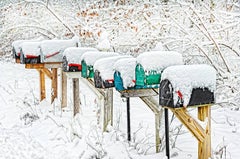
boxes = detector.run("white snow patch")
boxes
[152,42,165,51]
[136,51,183,74]
[12,37,43,56]
[21,41,41,57]
[81,51,119,66]
[96,31,111,51]
[161,64,216,106]
[113,57,137,88]
[63,47,98,64]
[94,55,132,80]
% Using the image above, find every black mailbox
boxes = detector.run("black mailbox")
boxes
[20,41,42,64]
[159,64,216,108]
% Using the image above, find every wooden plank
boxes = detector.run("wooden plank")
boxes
[42,68,52,79]
[140,96,163,153]
[171,108,205,142]
[61,71,67,108]
[73,78,80,116]
[155,113,161,153]
[51,68,58,103]
[119,88,158,98]
[104,88,113,129]
[25,63,44,69]
[15,58,20,63]
[38,69,46,101]
[198,105,211,159]
[140,96,161,114]
[65,72,81,78]
[44,62,62,68]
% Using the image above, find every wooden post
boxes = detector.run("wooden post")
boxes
[73,78,80,116]
[39,69,46,101]
[51,68,58,103]
[198,105,211,159]
[61,71,67,108]
[155,113,161,153]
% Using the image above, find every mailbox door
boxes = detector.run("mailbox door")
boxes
[94,70,104,88]
[159,79,174,107]
[114,72,125,91]
[81,60,87,78]
[135,64,145,86]
[62,56,68,72]
[88,65,94,78]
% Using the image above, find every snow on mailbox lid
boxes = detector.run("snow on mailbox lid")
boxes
[81,51,119,66]
[94,55,132,81]
[63,47,98,64]
[136,51,183,73]
[161,64,216,107]
[40,36,80,62]
[12,37,43,58]
[21,41,41,58]
[113,57,137,89]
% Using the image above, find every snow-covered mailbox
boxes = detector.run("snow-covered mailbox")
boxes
[94,55,131,88]
[159,64,216,108]
[62,47,98,72]
[40,37,80,63]
[135,51,183,88]
[12,38,42,61]
[81,52,119,78]
[20,41,42,64]
[114,57,137,91]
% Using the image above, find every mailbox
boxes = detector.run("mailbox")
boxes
[62,47,98,72]
[94,55,131,88]
[135,51,183,88]
[12,38,43,60]
[20,41,42,64]
[159,64,216,108]
[113,58,137,91]
[40,36,80,63]
[81,52,119,78]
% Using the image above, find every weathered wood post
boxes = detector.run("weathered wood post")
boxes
[73,78,80,116]
[38,69,46,101]
[51,68,58,103]
[61,71,67,108]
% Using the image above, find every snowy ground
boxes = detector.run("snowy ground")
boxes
[0,60,240,159]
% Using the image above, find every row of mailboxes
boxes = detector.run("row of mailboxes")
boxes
[13,38,216,107]
[12,37,80,64]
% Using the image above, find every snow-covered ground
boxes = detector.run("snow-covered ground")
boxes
[0,60,240,159]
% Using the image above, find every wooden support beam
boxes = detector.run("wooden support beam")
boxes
[25,62,62,69]
[38,69,46,101]
[51,68,58,103]
[73,78,80,116]
[42,68,52,79]
[140,96,163,153]
[198,105,211,159]
[61,71,67,108]
[15,58,20,64]
[119,88,158,98]
[171,108,205,143]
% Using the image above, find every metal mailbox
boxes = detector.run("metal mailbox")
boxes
[159,64,216,108]
[81,52,119,78]
[20,41,42,64]
[135,51,183,88]
[94,55,131,88]
[62,47,98,72]
[113,57,137,91]
[40,36,80,63]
